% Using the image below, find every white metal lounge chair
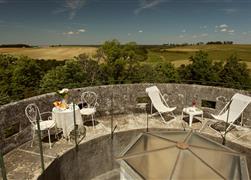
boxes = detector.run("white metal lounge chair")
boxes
[200,93,251,140]
[146,86,176,123]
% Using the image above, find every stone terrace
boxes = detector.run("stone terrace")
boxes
[1,84,251,179]
[2,113,251,180]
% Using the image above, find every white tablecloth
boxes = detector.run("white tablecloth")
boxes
[52,104,83,139]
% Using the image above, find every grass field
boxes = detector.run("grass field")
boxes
[0,47,97,60]
[147,44,251,68]
[1,44,251,69]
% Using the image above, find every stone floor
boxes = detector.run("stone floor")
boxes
[2,113,251,180]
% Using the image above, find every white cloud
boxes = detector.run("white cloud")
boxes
[242,32,248,35]
[63,31,76,36]
[134,0,165,14]
[128,33,132,36]
[63,28,86,35]
[201,33,208,37]
[179,35,184,38]
[138,30,143,33]
[219,24,228,28]
[63,31,75,35]
[54,0,87,19]
[215,24,235,34]
[182,29,186,33]
[222,8,238,14]
[200,25,207,29]
[192,33,208,38]
[65,0,86,19]
[78,29,86,32]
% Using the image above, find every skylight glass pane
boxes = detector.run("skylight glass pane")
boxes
[172,150,223,180]
[187,134,228,151]
[150,131,189,142]
[190,147,241,179]
[125,147,179,179]
[125,134,175,156]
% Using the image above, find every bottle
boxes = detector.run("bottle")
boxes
[192,99,196,107]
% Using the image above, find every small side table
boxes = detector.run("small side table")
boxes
[181,107,203,127]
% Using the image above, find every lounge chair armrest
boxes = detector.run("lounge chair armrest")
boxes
[162,93,170,107]
[216,96,228,103]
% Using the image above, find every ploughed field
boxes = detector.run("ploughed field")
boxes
[0,46,97,60]
[1,44,251,69]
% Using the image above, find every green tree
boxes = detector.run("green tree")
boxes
[154,62,179,83]
[178,51,221,84]
[133,64,155,83]
[220,55,251,89]
[40,60,87,93]
[99,39,121,64]
[75,53,100,85]
[98,40,148,83]
[11,56,42,99]
[0,54,18,104]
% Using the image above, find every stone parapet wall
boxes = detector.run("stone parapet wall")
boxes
[1,83,251,154]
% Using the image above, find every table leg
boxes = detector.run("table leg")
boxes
[189,115,194,127]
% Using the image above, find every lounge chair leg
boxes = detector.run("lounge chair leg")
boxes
[92,115,95,129]
[150,103,153,115]
[159,113,167,124]
[189,115,194,127]
[241,113,244,126]
[199,119,209,133]
[48,129,51,149]
[31,129,35,147]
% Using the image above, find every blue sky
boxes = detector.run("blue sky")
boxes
[0,0,251,45]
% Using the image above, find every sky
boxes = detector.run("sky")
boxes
[0,0,251,45]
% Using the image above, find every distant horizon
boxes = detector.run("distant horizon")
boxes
[1,42,251,47]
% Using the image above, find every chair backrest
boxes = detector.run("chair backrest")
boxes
[146,86,169,112]
[220,93,251,123]
[81,91,97,108]
[25,103,42,126]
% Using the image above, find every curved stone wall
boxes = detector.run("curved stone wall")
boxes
[1,83,251,154]
[38,128,251,180]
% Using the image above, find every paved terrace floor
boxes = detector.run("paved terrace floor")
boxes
[2,113,251,180]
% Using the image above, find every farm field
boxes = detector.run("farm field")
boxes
[0,46,97,60]
[1,44,251,69]
[146,44,251,68]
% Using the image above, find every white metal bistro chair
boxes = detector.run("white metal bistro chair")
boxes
[25,103,55,149]
[200,93,251,140]
[80,91,98,129]
[146,86,176,124]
